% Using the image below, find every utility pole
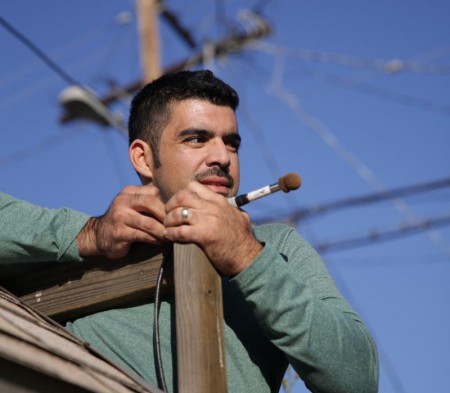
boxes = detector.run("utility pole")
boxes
[137,0,161,83]
[59,11,271,124]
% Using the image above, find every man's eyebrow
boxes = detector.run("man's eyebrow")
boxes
[223,132,241,146]
[178,128,211,138]
[178,128,241,144]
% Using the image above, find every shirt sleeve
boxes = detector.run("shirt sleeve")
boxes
[231,223,379,393]
[0,192,90,264]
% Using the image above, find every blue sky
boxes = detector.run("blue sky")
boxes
[1,1,450,392]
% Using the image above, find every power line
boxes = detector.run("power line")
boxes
[249,43,450,117]
[0,15,128,134]
[0,15,83,87]
[267,55,450,258]
[252,42,450,75]
[254,176,450,224]
[314,212,450,254]
[160,4,198,49]
[74,10,272,113]
[252,177,450,253]
[0,19,114,90]
[294,65,450,117]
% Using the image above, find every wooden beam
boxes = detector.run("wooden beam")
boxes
[137,0,161,83]
[3,245,172,323]
[174,244,227,393]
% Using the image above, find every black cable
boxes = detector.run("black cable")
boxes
[153,248,171,392]
[314,213,450,254]
[0,15,83,87]
[0,15,128,133]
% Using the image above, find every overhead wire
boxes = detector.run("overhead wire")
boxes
[248,42,450,117]
[251,176,450,253]
[0,15,128,134]
[250,42,450,116]
[91,12,135,87]
[0,15,83,86]
[268,55,450,258]
[220,6,449,393]
[223,34,411,392]
[314,212,450,254]
[0,44,121,112]
[0,14,132,100]
[0,20,114,90]
[261,43,448,393]
[252,42,450,75]
[254,176,450,224]
[291,65,450,117]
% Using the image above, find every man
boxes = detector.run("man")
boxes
[1,70,378,392]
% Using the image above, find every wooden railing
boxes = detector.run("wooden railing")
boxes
[2,243,227,393]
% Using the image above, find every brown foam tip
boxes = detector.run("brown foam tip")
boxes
[279,173,302,192]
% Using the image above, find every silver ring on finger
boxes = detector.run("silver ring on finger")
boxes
[180,207,190,225]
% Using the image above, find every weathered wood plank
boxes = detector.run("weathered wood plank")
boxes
[3,245,173,322]
[174,244,227,393]
[0,288,161,392]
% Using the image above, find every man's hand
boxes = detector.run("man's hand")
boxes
[77,185,167,259]
[163,182,263,276]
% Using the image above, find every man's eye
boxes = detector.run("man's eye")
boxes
[186,136,205,144]
[223,134,241,152]
[227,141,241,152]
[227,144,239,152]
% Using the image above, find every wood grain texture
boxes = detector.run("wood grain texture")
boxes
[3,245,172,322]
[174,243,227,393]
[0,288,161,392]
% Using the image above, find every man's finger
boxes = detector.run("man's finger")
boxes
[126,210,167,242]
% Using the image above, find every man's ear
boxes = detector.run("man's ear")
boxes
[129,139,154,183]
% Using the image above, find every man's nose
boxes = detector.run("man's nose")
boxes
[206,139,231,168]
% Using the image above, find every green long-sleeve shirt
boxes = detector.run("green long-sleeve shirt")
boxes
[0,192,379,392]
[0,192,89,278]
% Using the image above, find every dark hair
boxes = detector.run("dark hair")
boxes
[128,70,239,167]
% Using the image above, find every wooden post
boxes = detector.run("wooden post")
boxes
[137,0,161,83]
[173,244,227,393]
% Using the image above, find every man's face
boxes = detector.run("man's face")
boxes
[150,98,241,202]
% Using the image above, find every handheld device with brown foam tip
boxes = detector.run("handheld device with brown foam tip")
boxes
[228,172,302,208]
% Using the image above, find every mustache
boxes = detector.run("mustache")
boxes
[195,167,234,188]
